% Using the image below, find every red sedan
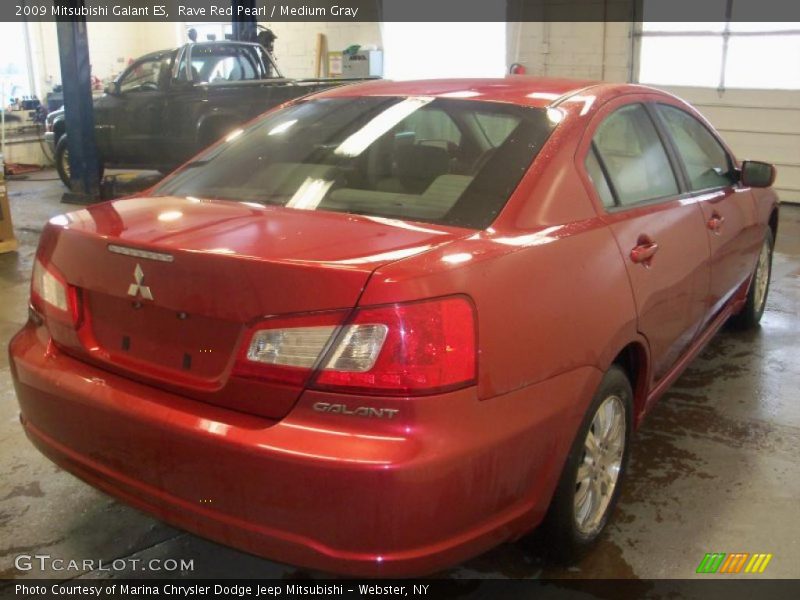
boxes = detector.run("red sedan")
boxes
[10,78,779,576]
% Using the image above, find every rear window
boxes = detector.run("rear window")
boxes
[155,97,556,229]
[176,44,268,83]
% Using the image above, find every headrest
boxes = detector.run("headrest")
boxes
[395,145,450,193]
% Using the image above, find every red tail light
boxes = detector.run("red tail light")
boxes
[31,257,81,326]
[233,296,477,396]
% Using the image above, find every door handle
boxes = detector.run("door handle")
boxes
[707,213,725,233]
[630,239,659,266]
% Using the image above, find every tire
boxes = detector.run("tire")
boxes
[541,365,633,563]
[55,135,105,190]
[729,229,774,329]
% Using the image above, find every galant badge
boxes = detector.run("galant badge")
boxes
[127,264,154,300]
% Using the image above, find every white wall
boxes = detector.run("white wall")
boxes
[511,21,799,204]
[266,22,381,78]
[509,21,632,82]
[27,21,182,98]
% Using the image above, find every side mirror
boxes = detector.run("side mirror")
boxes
[104,82,120,96]
[740,160,776,188]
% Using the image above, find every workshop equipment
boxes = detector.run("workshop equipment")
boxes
[0,154,20,254]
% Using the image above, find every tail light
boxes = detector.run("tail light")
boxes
[31,257,80,326]
[233,296,477,396]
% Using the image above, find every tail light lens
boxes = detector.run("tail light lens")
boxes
[31,258,80,325]
[233,310,347,386]
[233,296,477,396]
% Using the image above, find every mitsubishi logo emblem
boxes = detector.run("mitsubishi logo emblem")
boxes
[127,264,153,300]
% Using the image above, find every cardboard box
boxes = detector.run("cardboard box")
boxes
[342,50,383,78]
[0,154,20,253]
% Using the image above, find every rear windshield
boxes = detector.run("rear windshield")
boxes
[155,97,556,229]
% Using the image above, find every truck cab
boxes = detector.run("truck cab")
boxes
[48,41,370,187]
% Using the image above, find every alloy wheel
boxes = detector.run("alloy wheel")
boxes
[753,238,771,314]
[574,394,626,535]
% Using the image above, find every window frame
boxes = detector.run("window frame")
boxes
[118,51,175,94]
[584,101,686,213]
[634,13,800,91]
[650,102,739,196]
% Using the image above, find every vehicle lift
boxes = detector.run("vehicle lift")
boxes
[56,0,260,204]
[56,1,101,203]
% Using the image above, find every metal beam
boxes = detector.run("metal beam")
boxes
[56,1,101,203]
[231,0,257,41]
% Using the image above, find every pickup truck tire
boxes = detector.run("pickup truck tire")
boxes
[55,135,105,190]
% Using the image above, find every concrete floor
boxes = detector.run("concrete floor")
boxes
[1,169,799,580]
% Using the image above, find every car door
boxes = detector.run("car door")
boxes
[653,103,761,320]
[581,99,711,384]
[106,52,174,166]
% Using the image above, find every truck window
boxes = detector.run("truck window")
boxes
[119,55,171,93]
[177,44,264,83]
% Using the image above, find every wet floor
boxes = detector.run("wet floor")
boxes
[1,170,798,580]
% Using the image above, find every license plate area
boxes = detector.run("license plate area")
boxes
[86,291,241,381]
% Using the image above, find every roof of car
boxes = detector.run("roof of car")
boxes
[314,77,664,109]
[138,40,261,60]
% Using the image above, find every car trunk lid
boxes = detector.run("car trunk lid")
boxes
[40,196,468,419]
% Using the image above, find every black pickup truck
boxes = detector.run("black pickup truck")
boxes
[46,41,370,188]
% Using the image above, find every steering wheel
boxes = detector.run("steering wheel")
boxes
[140,81,159,91]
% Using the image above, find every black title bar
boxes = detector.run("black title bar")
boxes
[4,579,800,600]
[3,0,800,22]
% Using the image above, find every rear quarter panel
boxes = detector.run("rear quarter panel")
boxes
[360,104,639,402]
[357,112,640,524]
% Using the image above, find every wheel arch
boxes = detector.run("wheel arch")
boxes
[610,340,650,428]
[53,118,66,144]
[768,206,779,242]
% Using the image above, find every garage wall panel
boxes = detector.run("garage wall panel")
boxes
[661,86,800,203]
[510,21,632,83]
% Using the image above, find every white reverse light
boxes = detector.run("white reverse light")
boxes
[32,259,68,311]
[247,324,388,372]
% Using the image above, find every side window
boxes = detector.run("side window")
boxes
[585,145,615,208]
[119,57,166,93]
[474,112,520,147]
[399,108,462,147]
[208,54,258,82]
[179,46,263,83]
[656,104,736,191]
[591,103,679,207]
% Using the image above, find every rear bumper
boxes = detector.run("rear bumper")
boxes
[10,322,599,577]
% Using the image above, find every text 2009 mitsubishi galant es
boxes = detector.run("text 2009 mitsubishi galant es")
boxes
[10,78,779,576]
